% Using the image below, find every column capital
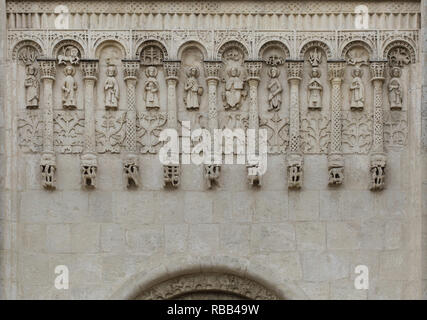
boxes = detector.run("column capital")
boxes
[163,60,181,80]
[286,59,304,80]
[80,59,99,80]
[122,59,140,81]
[204,60,222,82]
[327,60,345,81]
[369,60,387,81]
[37,58,56,80]
[244,60,263,81]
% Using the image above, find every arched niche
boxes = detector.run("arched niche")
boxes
[340,40,374,61]
[298,40,333,61]
[217,41,249,113]
[95,40,126,111]
[133,272,281,300]
[135,40,168,65]
[300,45,330,114]
[52,39,85,60]
[382,40,416,65]
[12,40,43,111]
[342,44,372,113]
[135,40,168,113]
[177,42,207,115]
[258,41,289,117]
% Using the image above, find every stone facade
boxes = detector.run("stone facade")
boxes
[0,0,426,299]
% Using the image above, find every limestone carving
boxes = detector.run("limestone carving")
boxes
[18,110,43,152]
[259,112,289,154]
[307,68,323,110]
[184,66,203,110]
[62,65,77,109]
[54,111,84,153]
[342,111,372,154]
[267,67,282,111]
[104,65,119,110]
[222,67,246,110]
[135,273,279,300]
[301,112,330,154]
[388,67,403,110]
[349,67,365,110]
[204,164,221,189]
[384,111,407,147]
[57,45,80,65]
[95,111,126,153]
[40,153,56,189]
[163,165,180,188]
[247,164,263,187]
[287,153,303,189]
[81,153,97,188]
[137,112,167,154]
[308,48,322,67]
[388,47,411,68]
[370,153,386,191]
[24,65,39,108]
[144,66,160,109]
[124,154,139,188]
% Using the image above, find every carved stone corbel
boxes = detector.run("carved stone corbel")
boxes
[247,164,262,186]
[123,60,140,188]
[80,59,99,188]
[162,60,181,188]
[327,60,345,185]
[38,58,57,189]
[369,60,387,191]
[163,164,180,188]
[204,164,221,189]
[286,60,304,189]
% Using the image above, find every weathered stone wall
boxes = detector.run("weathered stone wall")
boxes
[1,0,425,299]
[422,0,427,300]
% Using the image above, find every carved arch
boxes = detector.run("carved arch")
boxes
[382,39,416,64]
[11,40,43,62]
[135,39,169,61]
[340,40,374,59]
[94,39,127,59]
[52,39,85,59]
[217,40,249,60]
[177,40,208,60]
[298,40,332,60]
[109,255,308,300]
[257,40,290,61]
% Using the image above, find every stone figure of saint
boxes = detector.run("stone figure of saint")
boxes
[223,66,245,110]
[62,65,77,109]
[104,65,119,109]
[184,66,203,110]
[308,68,323,109]
[144,66,160,109]
[24,65,39,108]
[388,67,403,110]
[267,66,282,111]
[350,67,365,109]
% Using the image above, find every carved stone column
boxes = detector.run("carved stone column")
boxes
[286,60,304,189]
[203,60,222,188]
[163,60,181,187]
[369,60,387,191]
[80,59,98,188]
[38,58,56,189]
[123,60,140,188]
[245,60,263,186]
[327,60,345,185]
[204,60,222,132]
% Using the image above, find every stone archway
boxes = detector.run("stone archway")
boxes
[133,272,280,300]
